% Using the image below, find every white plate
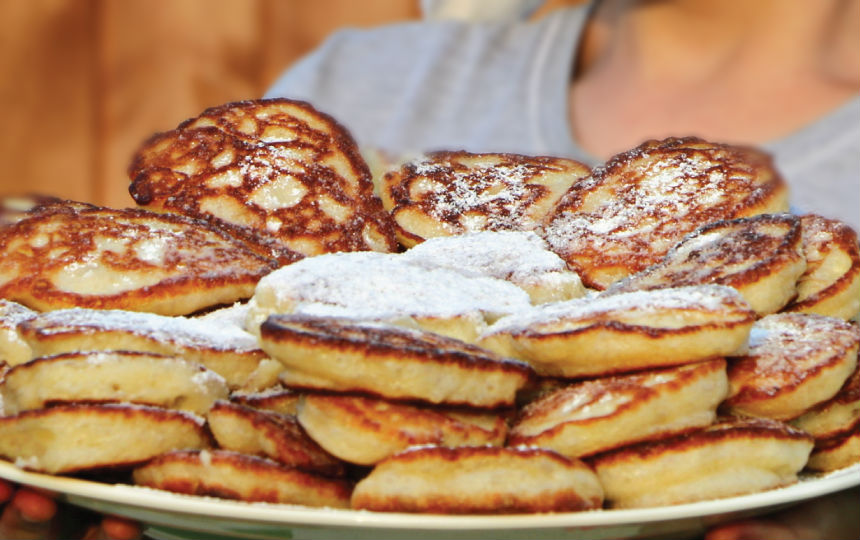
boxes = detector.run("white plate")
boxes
[1,460,858,540]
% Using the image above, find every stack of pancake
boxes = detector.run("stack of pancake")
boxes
[0,98,858,514]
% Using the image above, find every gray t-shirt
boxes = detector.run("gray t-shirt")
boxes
[266,6,860,231]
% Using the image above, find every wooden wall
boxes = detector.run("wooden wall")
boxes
[0,0,579,209]
[0,0,421,209]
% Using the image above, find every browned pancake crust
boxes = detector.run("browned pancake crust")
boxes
[133,449,352,507]
[128,98,396,260]
[207,400,345,476]
[380,151,591,246]
[0,202,278,315]
[541,137,788,289]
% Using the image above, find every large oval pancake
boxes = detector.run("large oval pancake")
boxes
[725,313,860,421]
[378,151,591,247]
[509,359,728,458]
[0,202,277,316]
[351,445,603,514]
[784,214,860,321]
[541,137,789,289]
[133,449,352,508]
[129,98,397,260]
[0,403,210,474]
[478,285,755,378]
[259,314,533,408]
[588,417,813,509]
[607,213,806,315]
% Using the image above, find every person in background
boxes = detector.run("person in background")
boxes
[0,1,857,539]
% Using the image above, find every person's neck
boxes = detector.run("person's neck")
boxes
[570,0,859,159]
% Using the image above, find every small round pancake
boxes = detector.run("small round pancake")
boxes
[0,404,210,474]
[0,202,278,315]
[792,360,860,439]
[725,313,860,420]
[206,400,344,476]
[17,308,268,389]
[0,350,228,415]
[351,445,603,514]
[784,214,860,321]
[805,418,860,472]
[478,285,755,378]
[296,393,508,466]
[246,251,533,343]
[0,299,36,366]
[588,417,814,509]
[606,214,806,315]
[260,314,533,408]
[129,98,397,260]
[510,359,728,458]
[133,449,352,508]
[378,151,591,248]
[401,231,586,304]
[541,137,789,289]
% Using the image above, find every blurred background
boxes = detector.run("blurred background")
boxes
[0,0,576,210]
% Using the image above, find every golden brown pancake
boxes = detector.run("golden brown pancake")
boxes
[17,308,268,389]
[401,231,586,304]
[589,417,814,508]
[378,151,591,248]
[0,404,210,474]
[0,299,36,366]
[133,449,352,508]
[725,313,859,420]
[245,251,533,343]
[541,137,789,289]
[606,213,806,315]
[206,399,345,476]
[128,98,397,261]
[259,314,533,408]
[509,359,728,458]
[295,393,508,465]
[478,285,755,378]
[784,214,860,321]
[351,445,603,514]
[0,202,277,316]
[0,350,228,415]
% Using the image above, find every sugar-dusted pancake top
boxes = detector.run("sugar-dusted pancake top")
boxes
[0,203,277,315]
[541,137,788,289]
[379,151,591,246]
[129,98,397,259]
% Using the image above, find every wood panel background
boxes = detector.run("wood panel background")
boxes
[0,0,577,209]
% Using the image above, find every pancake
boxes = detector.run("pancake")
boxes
[589,417,814,508]
[541,137,789,289]
[206,400,344,476]
[259,314,533,408]
[792,360,860,439]
[0,202,277,316]
[509,358,728,458]
[805,418,860,472]
[295,393,508,465]
[401,231,586,304]
[606,213,806,315]
[0,299,36,366]
[478,285,755,378]
[784,214,860,321]
[245,251,533,343]
[17,308,268,389]
[378,151,591,248]
[0,350,228,415]
[0,403,210,474]
[133,449,352,508]
[128,98,397,261]
[351,445,603,514]
[724,313,859,421]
